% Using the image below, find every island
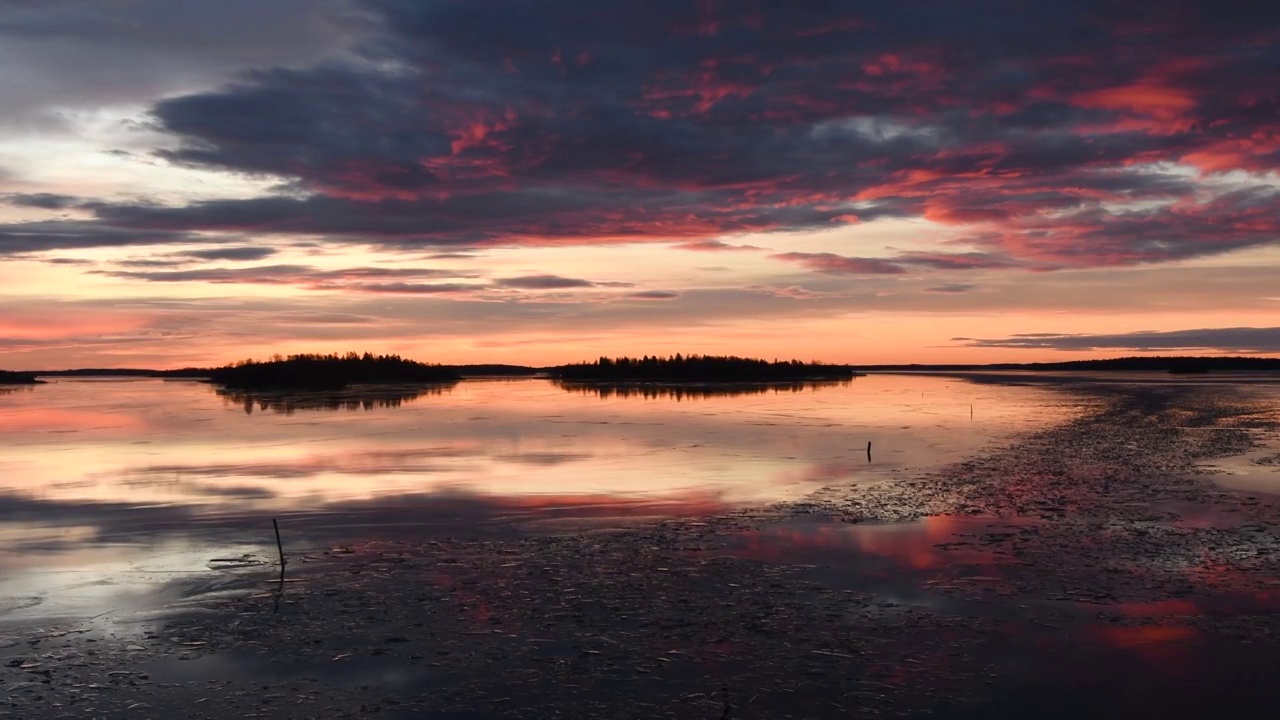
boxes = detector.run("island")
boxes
[207,353,461,390]
[549,354,859,382]
[0,370,42,385]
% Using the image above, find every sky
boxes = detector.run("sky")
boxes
[0,0,1277,370]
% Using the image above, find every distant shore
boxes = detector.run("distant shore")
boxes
[551,355,859,383]
[206,354,461,390]
[858,355,1280,373]
[8,354,1280,382]
[0,371,41,385]
[880,368,1280,386]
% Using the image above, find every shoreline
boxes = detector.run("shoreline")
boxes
[3,381,1279,718]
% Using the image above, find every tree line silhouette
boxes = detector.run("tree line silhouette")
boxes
[9,353,1279,389]
[0,371,41,385]
[555,379,852,400]
[209,353,461,390]
[550,355,858,382]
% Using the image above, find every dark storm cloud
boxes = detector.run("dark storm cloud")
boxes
[0,0,369,129]
[83,191,854,251]
[9,0,1279,264]
[964,327,1280,353]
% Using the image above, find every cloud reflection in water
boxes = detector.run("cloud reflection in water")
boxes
[0,374,1073,605]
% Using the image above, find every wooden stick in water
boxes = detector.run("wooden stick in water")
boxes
[273,518,287,584]
[866,440,872,462]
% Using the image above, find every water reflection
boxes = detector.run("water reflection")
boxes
[553,378,852,400]
[1200,384,1280,495]
[0,488,729,554]
[0,375,1072,538]
[713,516,1023,606]
[216,384,454,415]
[0,385,33,396]
[0,374,1076,620]
[4,376,1277,718]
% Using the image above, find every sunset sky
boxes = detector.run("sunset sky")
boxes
[1,0,1277,369]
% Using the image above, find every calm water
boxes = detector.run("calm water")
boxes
[6,375,1280,718]
[0,374,1077,620]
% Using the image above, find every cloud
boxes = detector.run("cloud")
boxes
[346,282,480,295]
[112,258,186,268]
[894,253,1016,270]
[311,267,478,281]
[0,485,729,553]
[769,252,907,275]
[770,250,1027,275]
[0,220,195,255]
[0,0,1265,267]
[277,312,379,325]
[89,262,639,298]
[177,246,278,261]
[96,263,481,283]
[1,193,84,209]
[963,327,1280,353]
[97,263,316,284]
[494,275,595,289]
[672,241,764,252]
[0,0,369,130]
[924,283,977,293]
[961,186,1280,269]
[41,257,96,266]
[757,285,829,300]
[628,290,680,300]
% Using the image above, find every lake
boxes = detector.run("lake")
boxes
[5,374,1280,719]
[0,374,1077,621]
